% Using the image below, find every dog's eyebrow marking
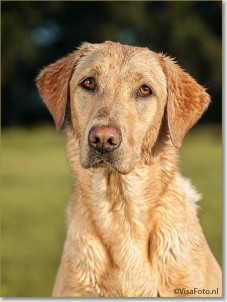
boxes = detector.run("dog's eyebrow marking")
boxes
[134,73,145,83]
[93,65,103,75]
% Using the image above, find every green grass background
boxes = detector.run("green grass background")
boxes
[1,125,222,297]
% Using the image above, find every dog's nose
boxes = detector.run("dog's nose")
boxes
[88,125,122,153]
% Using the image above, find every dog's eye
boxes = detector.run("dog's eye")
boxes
[138,85,153,97]
[81,77,95,90]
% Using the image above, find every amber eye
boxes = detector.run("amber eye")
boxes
[81,77,95,90]
[138,85,153,97]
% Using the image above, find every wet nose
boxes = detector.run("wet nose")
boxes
[88,125,122,153]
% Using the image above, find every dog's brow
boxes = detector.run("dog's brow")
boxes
[133,73,146,83]
[93,65,103,75]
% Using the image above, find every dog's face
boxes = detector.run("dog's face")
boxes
[36,41,210,174]
[69,44,168,173]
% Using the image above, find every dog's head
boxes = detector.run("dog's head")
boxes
[36,41,210,174]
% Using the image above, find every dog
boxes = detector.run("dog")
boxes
[36,41,222,297]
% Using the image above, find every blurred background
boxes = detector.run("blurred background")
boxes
[1,1,222,297]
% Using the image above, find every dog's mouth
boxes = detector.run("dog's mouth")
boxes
[84,149,117,169]
[81,147,130,174]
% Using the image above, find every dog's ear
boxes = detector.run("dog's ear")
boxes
[160,55,210,148]
[36,52,76,129]
[35,43,92,129]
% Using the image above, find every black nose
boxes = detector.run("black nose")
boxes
[88,125,122,153]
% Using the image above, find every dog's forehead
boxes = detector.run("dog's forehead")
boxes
[75,43,165,82]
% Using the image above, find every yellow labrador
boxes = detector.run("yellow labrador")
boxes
[36,41,222,297]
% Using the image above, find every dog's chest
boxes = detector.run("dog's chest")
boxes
[77,210,157,296]
[78,234,158,297]
[83,171,158,296]
[101,264,157,297]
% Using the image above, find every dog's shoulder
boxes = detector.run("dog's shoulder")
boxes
[174,172,202,204]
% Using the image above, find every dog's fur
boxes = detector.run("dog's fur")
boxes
[36,41,222,297]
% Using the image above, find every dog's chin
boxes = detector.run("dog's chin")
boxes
[80,156,133,175]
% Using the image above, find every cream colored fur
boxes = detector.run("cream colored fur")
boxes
[36,41,222,297]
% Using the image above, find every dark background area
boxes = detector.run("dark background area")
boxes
[2,1,222,128]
